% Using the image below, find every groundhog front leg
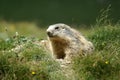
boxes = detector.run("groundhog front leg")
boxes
[63,53,73,64]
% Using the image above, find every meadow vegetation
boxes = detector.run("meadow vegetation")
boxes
[73,23,120,80]
[0,7,120,80]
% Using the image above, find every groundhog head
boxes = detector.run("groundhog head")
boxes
[46,23,74,40]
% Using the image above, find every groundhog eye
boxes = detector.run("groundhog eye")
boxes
[55,27,59,30]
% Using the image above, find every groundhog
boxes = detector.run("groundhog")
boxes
[46,23,94,60]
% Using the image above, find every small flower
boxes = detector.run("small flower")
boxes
[15,32,19,37]
[105,61,109,64]
[31,71,36,75]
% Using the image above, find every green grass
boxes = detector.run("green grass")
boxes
[0,20,120,80]
[0,34,66,80]
[73,22,120,80]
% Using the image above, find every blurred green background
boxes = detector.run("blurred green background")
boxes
[0,0,120,26]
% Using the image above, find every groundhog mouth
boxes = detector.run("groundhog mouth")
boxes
[47,32,54,37]
[47,32,59,38]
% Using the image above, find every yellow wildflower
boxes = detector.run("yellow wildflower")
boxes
[105,61,109,64]
[31,71,36,75]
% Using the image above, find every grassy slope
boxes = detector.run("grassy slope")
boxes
[73,24,120,80]
[0,21,120,80]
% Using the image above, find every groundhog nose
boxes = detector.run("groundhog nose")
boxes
[47,31,53,37]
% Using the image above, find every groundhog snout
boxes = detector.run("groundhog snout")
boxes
[47,31,53,37]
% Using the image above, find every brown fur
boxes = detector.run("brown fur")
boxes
[46,23,94,60]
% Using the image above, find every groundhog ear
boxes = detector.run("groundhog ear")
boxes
[62,27,65,29]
